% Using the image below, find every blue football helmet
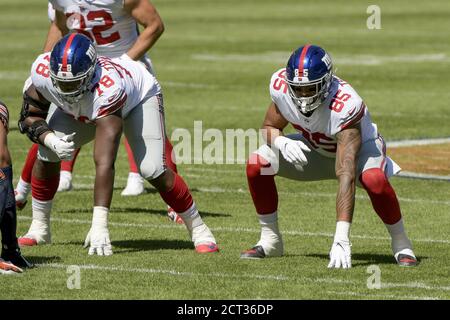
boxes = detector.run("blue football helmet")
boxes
[286,45,333,113]
[49,33,97,103]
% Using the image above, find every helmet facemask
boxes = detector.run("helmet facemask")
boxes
[287,70,333,114]
[50,64,96,104]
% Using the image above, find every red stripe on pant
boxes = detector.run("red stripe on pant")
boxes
[158,173,193,213]
[31,173,60,201]
[165,137,178,173]
[123,138,139,174]
[21,144,39,183]
[246,154,278,214]
[359,168,401,225]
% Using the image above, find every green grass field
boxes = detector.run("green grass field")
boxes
[0,0,449,300]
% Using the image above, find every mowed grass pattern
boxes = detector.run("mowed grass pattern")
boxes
[0,0,449,299]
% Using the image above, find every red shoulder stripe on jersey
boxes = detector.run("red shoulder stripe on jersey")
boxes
[98,93,128,118]
[340,103,366,129]
[62,33,77,72]
[100,90,126,109]
[298,44,311,77]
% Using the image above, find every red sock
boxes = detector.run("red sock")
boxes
[61,148,81,172]
[360,168,401,225]
[31,173,60,201]
[21,144,39,183]
[123,138,139,174]
[246,154,278,214]
[165,137,178,173]
[158,173,193,213]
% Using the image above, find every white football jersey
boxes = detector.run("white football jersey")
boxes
[49,0,141,59]
[30,52,160,122]
[270,68,378,157]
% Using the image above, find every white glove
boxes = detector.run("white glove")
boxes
[274,136,310,166]
[83,207,113,256]
[328,221,352,269]
[328,240,352,269]
[43,132,76,160]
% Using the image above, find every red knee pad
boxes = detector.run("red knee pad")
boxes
[360,168,401,225]
[247,154,277,214]
[360,168,388,195]
[246,154,272,179]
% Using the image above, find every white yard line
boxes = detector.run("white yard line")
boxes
[59,172,450,206]
[326,290,440,300]
[397,171,450,182]
[34,262,450,293]
[17,216,450,244]
[162,81,217,89]
[36,263,287,281]
[195,187,450,206]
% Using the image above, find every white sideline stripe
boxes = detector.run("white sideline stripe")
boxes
[0,71,28,80]
[163,81,216,89]
[381,281,450,291]
[398,171,450,182]
[16,216,450,244]
[36,263,287,281]
[326,290,440,300]
[387,137,450,147]
[35,262,450,293]
[192,52,450,65]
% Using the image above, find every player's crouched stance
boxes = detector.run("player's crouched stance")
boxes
[18,34,218,255]
[0,101,33,274]
[240,45,417,268]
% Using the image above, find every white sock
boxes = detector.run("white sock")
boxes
[60,170,72,181]
[178,203,203,230]
[256,212,283,255]
[178,203,216,245]
[385,218,413,254]
[16,177,31,196]
[28,198,52,235]
[128,172,143,181]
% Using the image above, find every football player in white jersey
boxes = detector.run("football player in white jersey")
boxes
[240,45,417,268]
[16,1,185,238]
[18,33,219,255]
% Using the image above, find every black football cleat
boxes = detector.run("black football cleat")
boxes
[396,253,418,267]
[240,245,266,259]
[1,248,34,269]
